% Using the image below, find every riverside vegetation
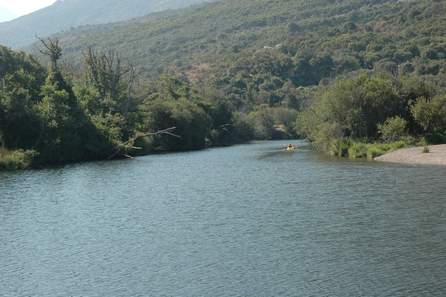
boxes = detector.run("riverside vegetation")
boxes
[297,74,446,159]
[0,41,297,170]
[1,0,446,169]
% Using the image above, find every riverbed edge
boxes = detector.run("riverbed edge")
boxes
[374,144,446,166]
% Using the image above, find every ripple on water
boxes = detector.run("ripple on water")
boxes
[0,140,446,297]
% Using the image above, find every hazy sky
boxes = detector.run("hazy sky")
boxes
[0,0,57,22]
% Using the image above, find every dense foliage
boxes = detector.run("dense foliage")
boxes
[45,0,446,83]
[0,44,117,167]
[1,43,277,169]
[41,0,446,133]
[296,73,446,158]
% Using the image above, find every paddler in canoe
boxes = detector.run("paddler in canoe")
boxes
[286,144,296,151]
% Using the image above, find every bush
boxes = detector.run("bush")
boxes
[331,139,411,160]
[366,145,387,160]
[388,140,408,150]
[329,138,350,157]
[0,149,38,170]
[411,95,446,133]
[297,74,410,143]
[348,142,368,159]
[426,132,446,144]
[144,98,211,151]
[297,74,441,158]
[378,116,408,142]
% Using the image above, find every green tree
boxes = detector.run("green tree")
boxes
[378,116,408,142]
[143,98,210,150]
[411,95,446,133]
[35,39,113,163]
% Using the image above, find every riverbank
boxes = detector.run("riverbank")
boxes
[0,138,298,171]
[375,144,446,166]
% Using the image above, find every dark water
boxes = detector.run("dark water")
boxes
[1,140,446,297]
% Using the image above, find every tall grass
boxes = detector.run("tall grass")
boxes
[328,139,412,160]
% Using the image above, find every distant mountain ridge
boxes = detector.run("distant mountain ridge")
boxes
[0,0,212,48]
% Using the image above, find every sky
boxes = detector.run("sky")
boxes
[0,0,57,22]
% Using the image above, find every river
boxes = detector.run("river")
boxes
[1,140,446,297]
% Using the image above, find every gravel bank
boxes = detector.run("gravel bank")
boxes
[375,144,446,166]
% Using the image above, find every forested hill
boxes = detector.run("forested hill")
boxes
[43,0,446,81]
[0,0,213,48]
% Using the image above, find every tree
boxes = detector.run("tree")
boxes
[78,48,143,149]
[296,73,427,149]
[143,98,210,150]
[411,96,446,133]
[378,116,408,142]
[34,38,114,163]
[247,106,276,140]
[37,37,62,71]
[82,48,137,116]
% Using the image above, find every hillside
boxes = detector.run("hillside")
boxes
[43,0,446,83]
[0,0,212,48]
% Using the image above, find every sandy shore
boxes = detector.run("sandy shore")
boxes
[375,144,446,166]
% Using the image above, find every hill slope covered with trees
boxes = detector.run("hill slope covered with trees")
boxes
[48,0,446,81]
[0,0,213,48]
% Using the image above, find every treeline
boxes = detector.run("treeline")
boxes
[0,42,298,170]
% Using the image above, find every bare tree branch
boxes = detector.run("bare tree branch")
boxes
[83,48,137,115]
[37,36,62,70]
[107,127,180,160]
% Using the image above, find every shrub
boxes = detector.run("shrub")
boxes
[378,116,408,142]
[418,138,430,153]
[0,149,38,170]
[426,132,446,144]
[144,98,211,151]
[340,140,410,160]
[366,145,387,160]
[329,138,350,157]
[348,142,368,159]
[411,95,446,133]
[388,140,408,151]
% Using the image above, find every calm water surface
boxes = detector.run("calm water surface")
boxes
[1,140,446,297]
